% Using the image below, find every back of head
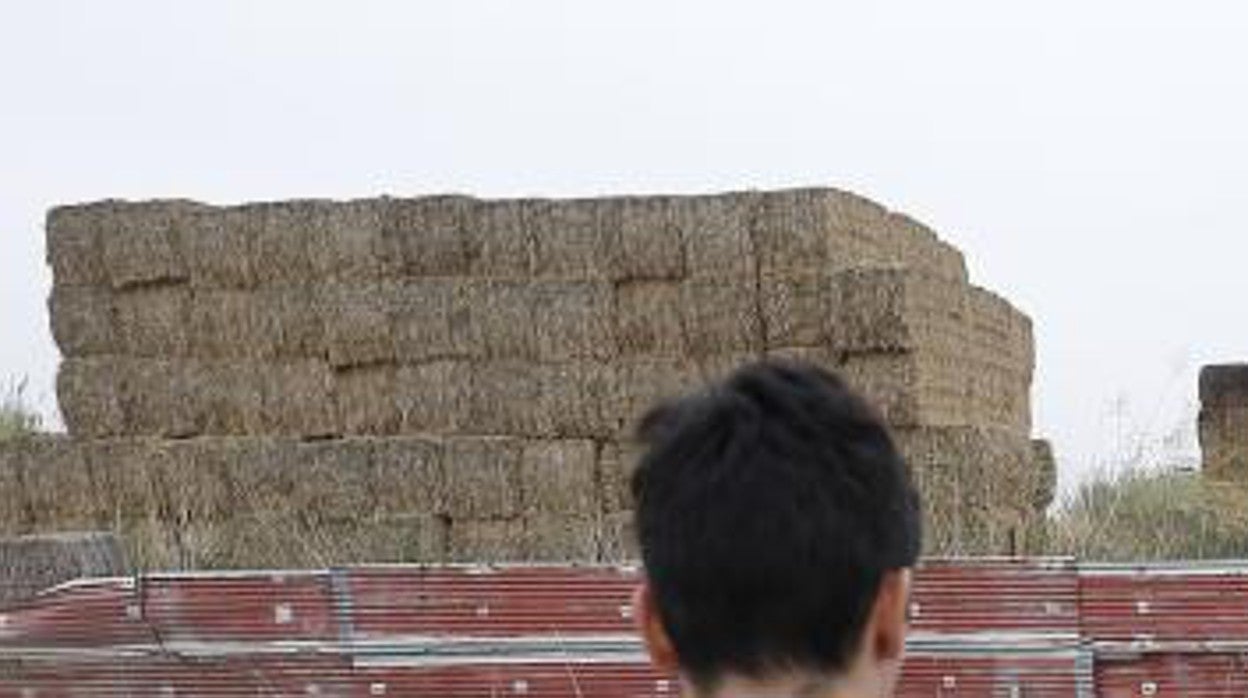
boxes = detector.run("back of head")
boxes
[631,360,921,694]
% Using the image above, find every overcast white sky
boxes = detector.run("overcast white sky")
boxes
[3,1,1246,494]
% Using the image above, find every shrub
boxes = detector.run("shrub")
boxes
[0,378,42,440]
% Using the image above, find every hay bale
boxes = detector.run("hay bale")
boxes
[681,277,763,358]
[335,365,400,435]
[0,445,25,531]
[598,511,638,562]
[372,437,446,516]
[289,440,377,523]
[184,206,257,289]
[598,439,642,513]
[674,193,758,278]
[467,361,543,436]
[521,514,600,561]
[189,287,324,361]
[533,281,615,361]
[447,518,524,562]
[519,439,598,517]
[465,198,533,276]
[838,352,925,427]
[442,437,523,519]
[599,196,685,281]
[614,280,687,356]
[320,282,397,369]
[258,360,338,437]
[465,280,537,360]
[57,357,126,438]
[751,189,833,273]
[538,361,618,438]
[396,360,474,434]
[196,362,264,435]
[306,514,448,564]
[524,198,609,278]
[98,200,202,289]
[45,203,108,286]
[386,195,473,276]
[1030,439,1057,512]
[248,201,319,285]
[610,357,701,436]
[392,280,474,363]
[760,270,837,349]
[117,360,204,437]
[306,198,398,280]
[0,532,127,607]
[13,437,98,530]
[880,211,968,283]
[111,285,191,358]
[48,286,116,356]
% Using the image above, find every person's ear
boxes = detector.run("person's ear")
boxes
[633,582,680,672]
[868,568,912,662]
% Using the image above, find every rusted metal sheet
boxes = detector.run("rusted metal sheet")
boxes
[1081,562,1248,643]
[2,560,1248,695]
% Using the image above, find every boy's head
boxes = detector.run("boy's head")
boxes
[630,360,921,697]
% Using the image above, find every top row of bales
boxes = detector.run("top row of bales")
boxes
[46,190,967,291]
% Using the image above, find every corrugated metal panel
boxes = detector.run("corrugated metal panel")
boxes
[3,560,1248,695]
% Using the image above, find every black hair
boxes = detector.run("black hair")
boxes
[631,359,921,687]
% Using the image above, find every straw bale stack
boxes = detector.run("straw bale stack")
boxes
[0,532,127,607]
[48,286,116,357]
[386,195,473,277]
[1199,364,1248,481]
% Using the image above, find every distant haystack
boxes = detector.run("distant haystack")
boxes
[0,188,1050,568]
[1200,364,1248,480]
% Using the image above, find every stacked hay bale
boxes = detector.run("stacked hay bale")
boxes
[18,188,1047,568]
[1200,364,1248,481]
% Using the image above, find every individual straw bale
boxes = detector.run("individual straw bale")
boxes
[335,364,400,435]
[392,279,473,363]
[0,445,26,531]
[194,362,264,435]
[461,279,537,359]
[967,286,1034,374]
[442,437,523,519]
[833,266,971,354]
[532,281,615,361]
[880,211,968,283]
[210,437,303,519]
[525,198,609,278]
[396,360,474,434]
[599,196,686,281]
[154,439,236,524]
[48,286,116,356]
[45,203,108,287]
[537,361,617,438]
[751,189,834,274]
[13,437,98,530]
[447,518,525,563]
[759,270,837,349]
[247,201,321,285]
[301,514,449,565]
[521,514,601,561]
[0,532,128,607]
[467,361,543,436]
[188,289,324,360]
[464,198,533,277]
[519,439,598,517]
[614,280,687,356]
[111,285,191,358]
[674,193,759,278]
[183,206,257,289]
[306,198,398,280]
[838,352,924,427]
[118,360,204,437]
[386,195,473,276]
[372,437,446,516]
[84,438,166,524]
[610,357,701,436]
[599,439,643,513]
[598,511,638,562]
[320,282,397,369]
[98,200,202,289]
[1030,439,1057,512]
[289,439,377,524]
[57,357,126,438]
[681,276,763,358]
[258,360,338,437]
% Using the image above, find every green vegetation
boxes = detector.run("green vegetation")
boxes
[1046,467,1248,560]
[0,379,41,440]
